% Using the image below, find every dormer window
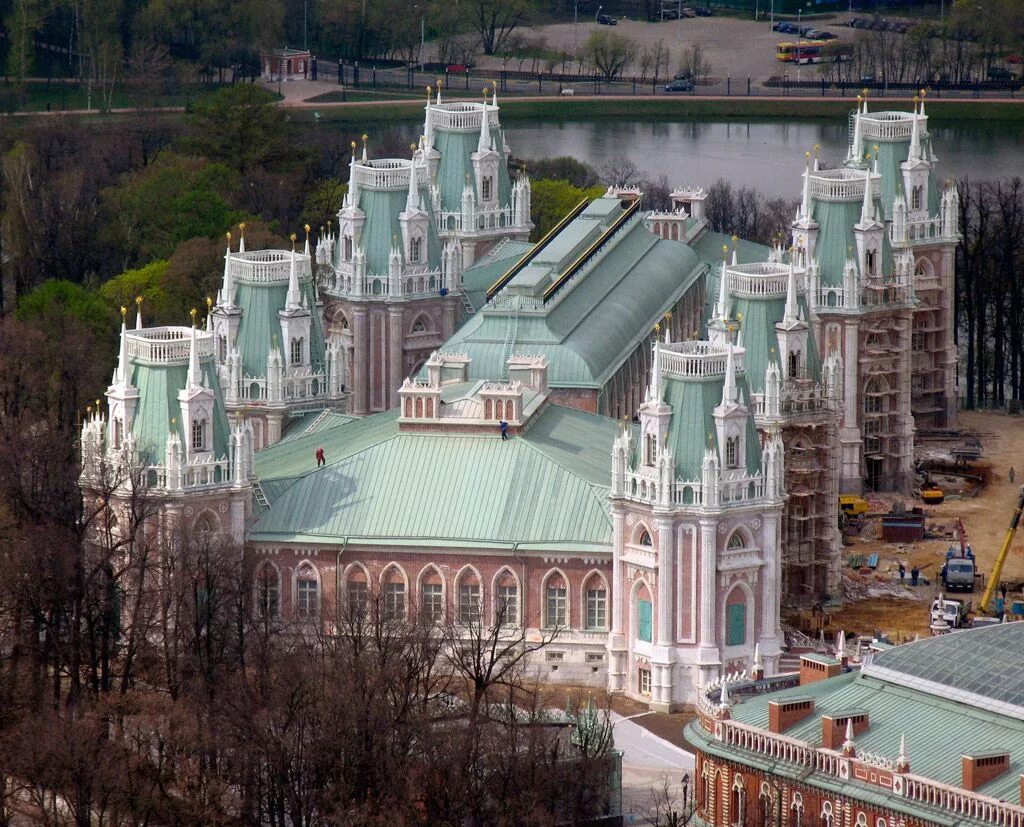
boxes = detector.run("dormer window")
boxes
[191,418,207,451]
[911,185,923,210]
[865,249,877,276]
[290,337,303,366]
[726,436,739,468]
[481,176,493,201]
[788,350,801,380]
[344,234,353,260]
[410,236,422,263]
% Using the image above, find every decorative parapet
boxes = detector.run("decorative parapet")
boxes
[809,168,880,203]
[726,262,805,299]
[658,341,745,380]
[438,204,527,234]
[859,111,919,142]
[429,102,500,133]
[617,468,765,510]
[351,158,426,191]
[126,327,214,364]
[229,250,312,285]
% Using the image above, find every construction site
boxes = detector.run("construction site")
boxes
[783,409,1024,645]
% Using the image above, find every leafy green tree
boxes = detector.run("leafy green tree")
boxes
[530,179,605,241]
[300,179,348,232]
[180,84,299,175]
[101,151,246,268]
[16,280,114,342]
[583,30,635,80]
[99,260,174,325]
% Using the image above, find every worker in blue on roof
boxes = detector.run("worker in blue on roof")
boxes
[499,420,508,440]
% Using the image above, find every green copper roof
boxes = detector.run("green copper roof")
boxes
[278,410,357,444]
[811,198,861,288]
[250,403,620,550]
[461,239,534,311]
[661,370,762,480]
[731,295,822,391]
[872,139,909,216]
[128,359,230,464]
[433,124,512,213]
[442,211,705,389]
[233,279,326,378]
[356,187,443,277]
[692,230,772,326]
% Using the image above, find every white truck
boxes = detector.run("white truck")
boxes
[929,596,971,633]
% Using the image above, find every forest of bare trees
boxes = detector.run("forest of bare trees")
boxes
[0,373,618,824]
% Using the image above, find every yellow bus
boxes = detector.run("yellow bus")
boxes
[776,41,826,63]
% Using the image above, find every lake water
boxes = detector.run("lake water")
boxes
[502,118,1024,199]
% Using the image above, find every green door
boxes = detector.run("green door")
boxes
[727,603,746,646]
[638,599,652,642]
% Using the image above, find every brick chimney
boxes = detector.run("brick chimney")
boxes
[821,713,869,751]
[962,753,1010,791]
[800,654,841,686]
[768,698,815,733]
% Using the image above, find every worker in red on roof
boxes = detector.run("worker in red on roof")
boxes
[316,447,325,466]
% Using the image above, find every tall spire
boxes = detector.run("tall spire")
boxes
[238,222,246,254]
[800,151,812,218]
[722,342,738,406]
[303,224,311,256]
[187,322,201,388]
[361,133,368,162]
[286,246,301,310]
[909,97,922,162]
[348,142,359,206]
[716,260,730,321]
[135,296,143,330]
[650,336,662,402]
[115,314,129,386]
[221,235,234,308]
[850,97,863,163]
[861,169,874,224]
[424,85,433,147]
[478,97,492,153]
[783,256,799,325]
[407,154,420,210]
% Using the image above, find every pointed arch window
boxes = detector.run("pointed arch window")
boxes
[481,176,493,201]
[191,418,207,451]
[410,236,422,263]
[113,417,123,449]
[725,436,739,468]
[344,234,353,260]
[495,572,518,626]
[256,563,279,619]
[295,564,319,619]
[458,571,482,624]
[644,433,657,466]
[545,573,567,628]
[865,248,877,276]
[383,568,406,621]
[639,529,653,547]
[584,574,608,631]
[412,317,427,334]
[820,801,834,827]
[911,185,923,210]
[218,335,227,362]
[290,337,303,365]
[731,776,747,826]
[346,568,368,619]
[421,568,444,622]
[790,793,804,827]
[864,379,883,414]
[788,349,801,380]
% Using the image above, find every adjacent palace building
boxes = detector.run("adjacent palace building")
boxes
[687,622,1024,826]
[81,92,959,712]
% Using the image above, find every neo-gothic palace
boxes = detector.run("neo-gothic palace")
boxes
[81,93,958,711]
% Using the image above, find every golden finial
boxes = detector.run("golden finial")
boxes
[411,143,418,151]
[189,307,198,326]
[86,404,92,415]
[727,323,735,333]
[736,312,744,322]
[206,296,213,309]
[708,432,714,442]
[731,234,738,246]
[226,230,232,242]
[304,223,311,236]
[426,85,432,98]
[120,305,127,319]
[873,144,879,152]
[95,399,100,410]
[805,150,811,160]
[862,87,869,97]
[290,232,297,249]
[814,143,820,156]
[913,94,919,105]
[769,346,775,354]
[437,77,443,90]
[483,87,489,98]
[692,329,698,337]
[856,94,862,103]
[362,133,368,145]
[171,417,176,426]
[654,322,661,333]
[135,296,143,307]
[722,244,729,258]
[920,88,926,98]
[665,311,672,321]
[351,140,357,152]
[238,221,246,233]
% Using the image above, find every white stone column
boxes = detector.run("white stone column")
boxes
[698,519,717,649]
[608,505,627,693]
[656,516,674,646]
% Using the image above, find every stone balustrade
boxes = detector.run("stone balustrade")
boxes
[126,328,214,364]
[229,250,312,285]
[860,111,918,141]
[659,341,745,380]
[809,168,879,203]
[430,102,500,133]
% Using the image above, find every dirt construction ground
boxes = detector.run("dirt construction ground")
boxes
[811,410,1024,641]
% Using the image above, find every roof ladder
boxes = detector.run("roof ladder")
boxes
[459,289,475,317]
[252,479,270,509]
[304,409,333,435]
[501,305,519,370]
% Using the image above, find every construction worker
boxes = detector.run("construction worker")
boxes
[499,420,508,441]
[316,446,326,466]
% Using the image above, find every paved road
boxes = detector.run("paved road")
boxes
[612,711,695,821]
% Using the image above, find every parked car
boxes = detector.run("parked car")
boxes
[987,67,1015,80]
[848,17,867,28]
[680,7,697,17]
[661,8,679,19]
[694,6,712,15]
[797,24,814,36]
[806,29,837,40]
[665,78,695,92]
[597,13,617,25]
[860,73,877,84]
[773,21,798,33]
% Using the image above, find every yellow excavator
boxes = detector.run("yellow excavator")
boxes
[977,487,1024,617]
